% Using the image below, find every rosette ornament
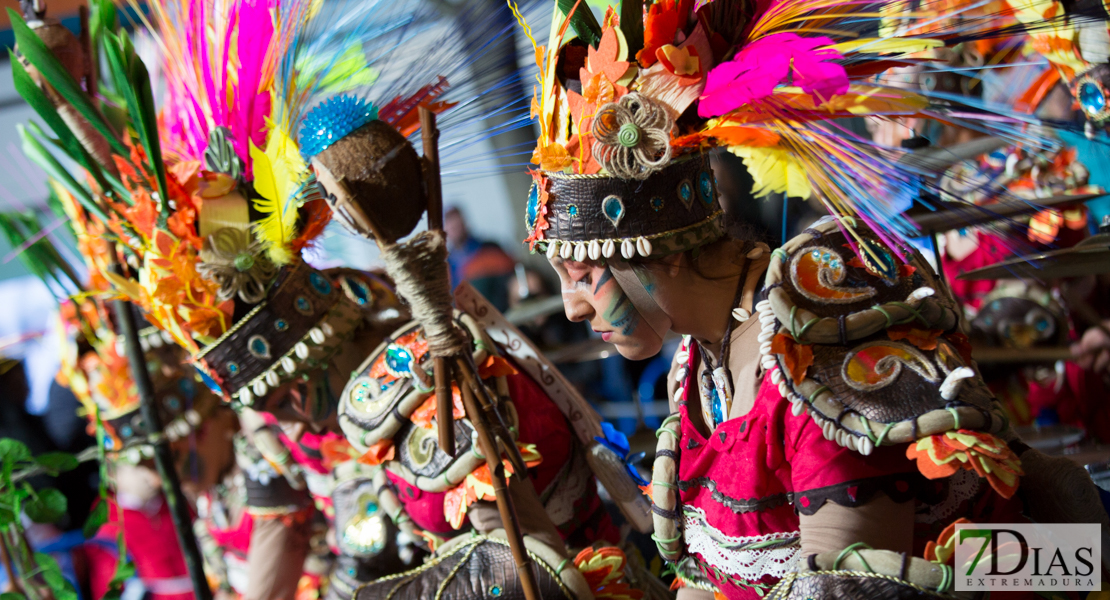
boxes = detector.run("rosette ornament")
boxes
[197,227,278,304]
[591,93,674,180]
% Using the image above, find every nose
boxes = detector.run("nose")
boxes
[563,293,593,324]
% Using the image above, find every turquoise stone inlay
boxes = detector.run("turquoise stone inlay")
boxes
[309,271,333,295]
[525,183,540,230]
[602,195,625,228]
[697,171,714,204]
[1080,81,1106,115]
[384,344,415,378]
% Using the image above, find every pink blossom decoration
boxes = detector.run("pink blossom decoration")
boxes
[698,33,849,117]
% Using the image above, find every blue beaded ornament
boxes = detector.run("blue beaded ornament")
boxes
[299,95,379,160]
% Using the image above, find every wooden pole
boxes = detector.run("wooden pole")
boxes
[111,297,213,600]
[420,107,455,457]
[455,363,541,600]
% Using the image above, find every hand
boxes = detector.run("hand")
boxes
[1071,321,1110,375]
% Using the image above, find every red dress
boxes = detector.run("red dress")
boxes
[676,350,1026,599]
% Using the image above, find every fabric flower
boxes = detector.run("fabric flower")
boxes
[591,92,674,180]
[197,227,277,304]
[906,430,1023,498]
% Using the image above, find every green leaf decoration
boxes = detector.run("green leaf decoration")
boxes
[25,488,67,523]
[110,558,136,586]
[10,52,86,167]
[102,31,167,211]
[1,592,28,600]
[0,504,16,527]
[7,9,125,156]
[35,452,79,474]
[0,438,32,467]
[620,0,644,57]
[0,211,80,292]
[557,0,602,47]
[34,552,79,600]
[83,501,109,539]
[23,120,128,203]
[18,124,111,224]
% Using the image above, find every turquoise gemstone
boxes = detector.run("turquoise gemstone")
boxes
[525,184,540,230]
[1080,81,1105,115]
[385,344,414,376]
[709,386,724,429]
[249,335,271,358]
[490,586,503,597]
[121,425,133,438]
[602,195,625,227]
[165,396,181,410]
[346,278,370,305]
[227,362,240,375]
[310,272,333,295]
[697,172,714,204]
[679,181,693,202]
[365,502,379,515]
[296,296,313,314]
[567,204,578,217]
[275,319,289,332]
[650,196,664,211]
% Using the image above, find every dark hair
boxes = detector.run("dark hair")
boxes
[628,221,768,281]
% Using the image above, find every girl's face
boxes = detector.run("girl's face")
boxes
[548,256,664,360]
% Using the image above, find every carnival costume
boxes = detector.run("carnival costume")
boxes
[513,1,1110,598]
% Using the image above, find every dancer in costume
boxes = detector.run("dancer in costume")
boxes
[7,0,423,597]
[512,1,1110,598]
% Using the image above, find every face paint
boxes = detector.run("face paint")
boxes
[603,289,641,336]
[548,256,664,360]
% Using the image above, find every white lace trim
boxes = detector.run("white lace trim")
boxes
[916,468,981,525]
[682,505,800,581]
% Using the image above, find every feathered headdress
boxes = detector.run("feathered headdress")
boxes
[8,0,395,403]
[516,0,1060,268]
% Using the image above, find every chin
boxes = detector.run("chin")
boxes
[614,337,663,361]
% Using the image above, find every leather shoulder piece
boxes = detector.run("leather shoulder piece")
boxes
[354,532,583,600]
[337,313,515,492]
[767,547,968,600]
[758,218,1007,455]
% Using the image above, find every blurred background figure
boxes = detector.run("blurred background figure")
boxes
[444,206,516,311]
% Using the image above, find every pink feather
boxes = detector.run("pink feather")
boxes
[699,33,848,117]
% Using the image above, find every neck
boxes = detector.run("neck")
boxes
[674,244,769,358]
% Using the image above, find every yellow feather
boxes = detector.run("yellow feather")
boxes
[827,37,944,55]
[251,118,308,266]
[727,145,813,199]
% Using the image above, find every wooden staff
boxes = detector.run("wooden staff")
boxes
[421,108,456,458]
[419,107,539,600]
[112,283,213,600]
[455,363,542,600]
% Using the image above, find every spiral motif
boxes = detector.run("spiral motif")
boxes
[618,122,642,147]
[591,92,674,180]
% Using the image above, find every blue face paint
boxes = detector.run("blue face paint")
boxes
[604,293,641,336]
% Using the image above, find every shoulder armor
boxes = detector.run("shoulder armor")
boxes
[338,312,515,492]
[759,218,1007,455]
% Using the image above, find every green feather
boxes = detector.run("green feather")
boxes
[0,210,82,292]
[557,0,602,47]
[18,124,109,225]
[7,9,125,156]
[103,32,167,213]
[620,0,644,57]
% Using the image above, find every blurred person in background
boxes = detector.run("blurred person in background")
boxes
[444,206,516,311]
